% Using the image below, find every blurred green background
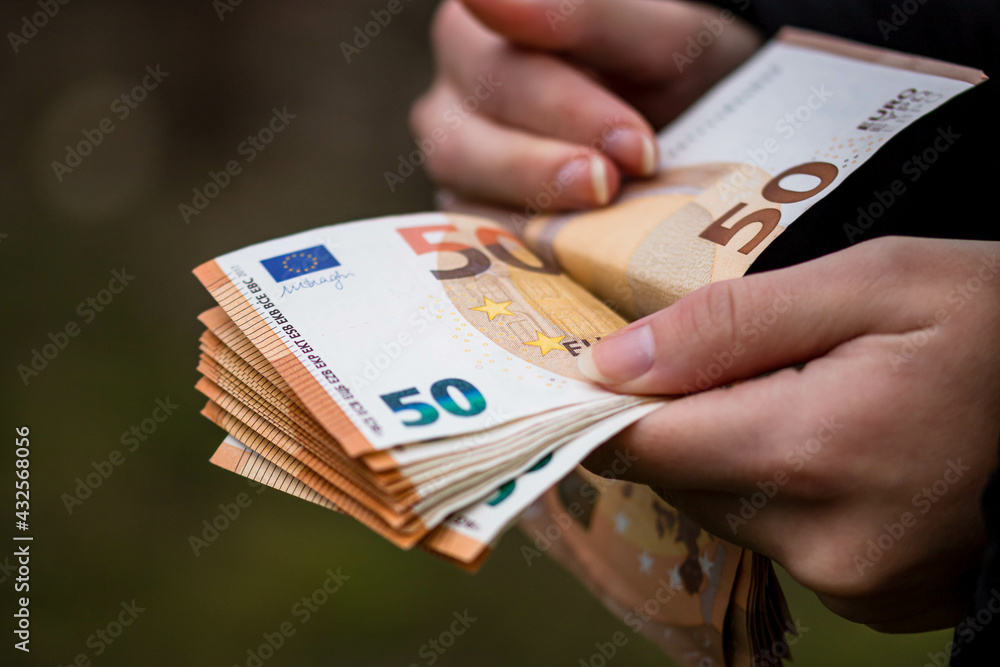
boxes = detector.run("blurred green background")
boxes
[0,1,954,665]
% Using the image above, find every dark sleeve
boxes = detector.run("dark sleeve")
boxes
[951,461,1000,665]
[715,0,1000,74]
[731,0,1000,264]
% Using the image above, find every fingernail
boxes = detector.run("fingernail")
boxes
[554,157,590,205]
[577,324,655,385]
[590,156,610,205]
[555,156,612,207]
[641,135,658,176]
[604,129,658,177]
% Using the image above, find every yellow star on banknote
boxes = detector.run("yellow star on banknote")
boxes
[471,297,514,321]
[525,331,567,356]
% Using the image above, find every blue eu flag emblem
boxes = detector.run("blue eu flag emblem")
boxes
[260,245,340,283]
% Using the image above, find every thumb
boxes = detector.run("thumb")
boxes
[575,240,923,395]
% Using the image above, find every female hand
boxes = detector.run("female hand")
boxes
[410,0,762,209]
[578,236,1000,632]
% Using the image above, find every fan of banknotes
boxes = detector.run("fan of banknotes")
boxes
[195,210,662,567]
[192,29,984,667]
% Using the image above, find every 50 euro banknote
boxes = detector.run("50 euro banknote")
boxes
[454,28,987,320]
[194,212,661,566]
[494,29,984,667]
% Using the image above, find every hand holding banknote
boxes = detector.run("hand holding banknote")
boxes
[411,0,762,208]
[577,236,1000,631]
[187,8,995,663]
[413,0,1000,637]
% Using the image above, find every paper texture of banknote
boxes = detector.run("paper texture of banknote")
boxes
[192,28,985,667]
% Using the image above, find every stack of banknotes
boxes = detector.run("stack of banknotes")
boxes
[193,29,984,667]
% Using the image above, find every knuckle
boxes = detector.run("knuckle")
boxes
[670,280,745,352]
[858,235,930,282]
[779,460,846,502]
